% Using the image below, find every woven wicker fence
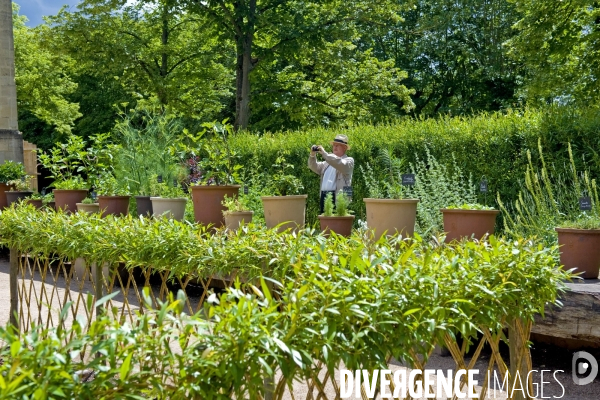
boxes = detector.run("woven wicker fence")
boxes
[1,207,566,399]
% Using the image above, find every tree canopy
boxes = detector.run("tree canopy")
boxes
[10,0,600,146]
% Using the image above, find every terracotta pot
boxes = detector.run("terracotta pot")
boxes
[441,209,500,242]
[98,195,130,217]
[150,197,187,221]
[76,203,100,214]
[318,215,355,237]
[5,191,33,206]
[555,228,600,279]
[190,185,240,228]
[364,198,419,239]
[25,199,43,209]
[261,195,307,232]
[0,183,15,209]
[135,196,153,217]
[54,189,89,213]
[224,211,253,230]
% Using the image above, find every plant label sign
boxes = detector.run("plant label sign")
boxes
[157,175,163,183]
[401,174,415,186]
[480,180,488,193]
[580,196,592,211]
[342,186,353,198]
[243,186,249,195]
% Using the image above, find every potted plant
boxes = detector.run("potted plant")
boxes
[25,192,44,209]
[150,176,188,221]
[318,191,355,237]
[556,214,600,279]
[261,154,306,232]
[441,203,499,242]
[40,191,55,210]
[96,174,131,217]
[222,194,253,230]
[76,197,100,214]
[0,160,26,209]
[5,175,34,206]
[360,149,419,239]
[189,122,242,228]
[38,136,93,213]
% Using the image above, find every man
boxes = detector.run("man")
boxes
[308,134,354,214]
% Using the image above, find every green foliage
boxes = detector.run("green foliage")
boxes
[0,205,573,398]
[96,174,130,196]
[269,154,304,196]
[149,175,186,199]
[372,0,522,117]
[12,3,81,136]
[323,192,334,216]
[559,214,600,230]
[335,191,352,217]
[81,197,95,205]
[507,0,600,107]
[498,140,599,245]
[407,150,478,234]
[222,194,251,214]
[230,106,600,225]
[112,106,188,196]
[37,134,114,190]
[360,148,407,199]
[447,203,495,211]
[0,161,26,183]
[47,0,232,121]
[193,122,242,186]
[7,176,33,192]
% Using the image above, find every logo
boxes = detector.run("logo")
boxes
[572,351,598,385]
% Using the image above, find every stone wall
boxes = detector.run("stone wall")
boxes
[0,0,23,164]
[0,0,18,131]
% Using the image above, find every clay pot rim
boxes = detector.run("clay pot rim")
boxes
[318,215,356,220]
[150,197,187,202]
[224,210,254,215]
[97,195,131,199]
[6,190,34,194]
[555,227,600,234]
[441,208,499,215]
[53,189,89,193]
[363,198,419,204]
[76,202,99,206]
[135,195,151,199]
[190,185,241,191]
[261,195,308,200]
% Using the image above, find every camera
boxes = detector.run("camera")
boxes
[311,145,320,152]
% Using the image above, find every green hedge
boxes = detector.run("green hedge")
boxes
[230,106,600,225]
[0,205,571,398]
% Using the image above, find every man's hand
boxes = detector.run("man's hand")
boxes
[311,145,324,157]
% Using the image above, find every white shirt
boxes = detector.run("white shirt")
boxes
[321,165,337,191]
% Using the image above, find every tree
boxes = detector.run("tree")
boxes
[49,0,233,122]
[367,0,523,116]
[187,0,414,130]
[13,3,81,138]
[506,0,600,106]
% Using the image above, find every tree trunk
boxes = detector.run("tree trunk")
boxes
[234,0,256,131]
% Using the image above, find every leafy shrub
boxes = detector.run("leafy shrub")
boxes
[322,192,334,216]
[0,205,573,398]
[229,106,600,226]
[498,140,599,245]
[335,191,352,216]
[406,149,478,234]
[0,160,26,183]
